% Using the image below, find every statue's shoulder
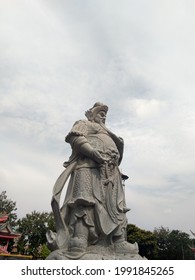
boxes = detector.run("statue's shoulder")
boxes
[67,120,91,137]
[73,119,89,126]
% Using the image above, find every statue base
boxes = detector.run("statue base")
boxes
[46,243,145,260]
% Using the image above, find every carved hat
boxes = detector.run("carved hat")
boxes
[85,102,108,121]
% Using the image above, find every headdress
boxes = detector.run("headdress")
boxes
[85,102,108,121]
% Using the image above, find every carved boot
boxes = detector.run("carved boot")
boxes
[113,236,139,254]
[114,240,139,254]
[68,218,88,253]
[68,236,88,253]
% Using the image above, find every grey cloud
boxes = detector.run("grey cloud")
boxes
[0,0,195,234]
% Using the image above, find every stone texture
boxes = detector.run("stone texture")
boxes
[46,102,144,260]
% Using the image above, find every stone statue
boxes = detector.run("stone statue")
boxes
[46,102,142,259]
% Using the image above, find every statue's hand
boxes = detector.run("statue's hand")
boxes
[79,143,106,163]
[92,150,106,164]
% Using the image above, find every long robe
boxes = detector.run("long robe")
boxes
[60,120,128,245]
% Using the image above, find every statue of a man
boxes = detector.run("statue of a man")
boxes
[47,102,139,259]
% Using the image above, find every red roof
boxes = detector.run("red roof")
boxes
[0,215,8,223]
[0,216,21,239]
[0,232,20,239]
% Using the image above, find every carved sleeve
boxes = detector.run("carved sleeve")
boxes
[65,120,104,163]
[65,120,89,151]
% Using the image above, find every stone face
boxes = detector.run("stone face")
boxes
[46,102,144,260]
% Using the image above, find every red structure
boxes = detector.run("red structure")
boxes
[189,230,195,258]
[0,213,21,254]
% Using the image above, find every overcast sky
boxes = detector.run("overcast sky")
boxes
[0,0,195,236]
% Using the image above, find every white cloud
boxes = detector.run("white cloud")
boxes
[0,0,195,235]
[126,98,166,118]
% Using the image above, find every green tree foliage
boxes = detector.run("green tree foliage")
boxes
[127,224,158,259]
[39,244,51,260]
[0,190,17,226]
[16,211,55,259]
[154,226,193,260]
[153,226,170,259]
[127,225,194,259]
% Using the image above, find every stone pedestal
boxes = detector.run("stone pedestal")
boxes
[47,242,145,260]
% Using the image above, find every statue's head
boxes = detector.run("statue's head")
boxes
[85,102,108,124]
